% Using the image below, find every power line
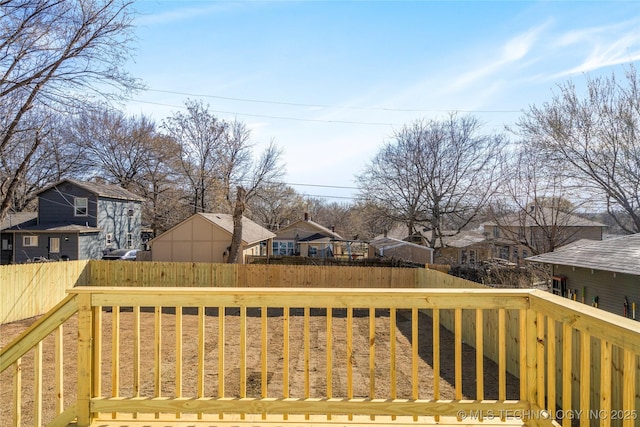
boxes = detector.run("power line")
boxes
[146,88,522,114]
[127,99,398,126]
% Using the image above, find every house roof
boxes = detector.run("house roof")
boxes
[485,208,606,228]
[369,236,434,252]
[1,212,38,231]
[276,219,343,240]
[6,222,100,233]
[38,178,145,202]
[526,233,640,276]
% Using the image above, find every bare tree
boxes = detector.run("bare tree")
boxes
[357,113,507,248]
[161,99,230,214]
[0,0,140,220]
[247,182,308,231]
[488,148,598,255]
[515,65,640,234]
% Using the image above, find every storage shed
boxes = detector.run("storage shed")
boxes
[150,213,275,264]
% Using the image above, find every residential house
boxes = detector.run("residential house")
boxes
[2,179,144,264]
[526,234,640,319]
[433,209,606,266]
[273,213,343,258]
[1,212,38,264]
[368,236,434,265]
[150,213,275,264]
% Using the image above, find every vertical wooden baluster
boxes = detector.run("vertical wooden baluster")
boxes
[55,324,64,416]
[599,339,611,427]
[455,308,462,401]
[197,306,205,419]
[93,305,102,420]
[218,306,225,419]
[562,323,572,427]
[13,358,21,427]
[34,341,42,427]
[78,293,93,426]
[154,306,162,419]
[498,308,506,402]
[476,309,484,401]
[283,306,289,421]
[347,307,353,421]
[433,308,440,423]
[175,307,182,419]
[622,349,636,427]
[579,331,591,427]
[547,318,557,421]
[412,307,418,422]
[261,306,268,420]
[519,309,527,401]
[326,307,333,421]
[537,312,545,411]
[240,305,247,420]
[369,307,375,422]
[111,307,120,419]
[304,306,310,420]
[390,307,397,420]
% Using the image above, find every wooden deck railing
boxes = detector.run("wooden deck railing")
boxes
[1,287,638,427]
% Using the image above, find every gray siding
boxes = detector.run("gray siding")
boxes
[79,233,103,260]
[554,265,640,319]
[39,184,98,227]
[97,198,142,250]
[12,233,80,263]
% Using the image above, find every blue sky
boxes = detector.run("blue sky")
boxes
[123,0,640,201]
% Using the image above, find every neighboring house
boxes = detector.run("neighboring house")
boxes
[433,210,605,266]
[1,212,38,265]
[526,234,640,319]
[273,213,343,258]
[368,236,434,265]
[2,179,144,264]
[150,213,275,264]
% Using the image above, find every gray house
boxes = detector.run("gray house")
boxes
[526,234,640,319]
[2,179,144,264]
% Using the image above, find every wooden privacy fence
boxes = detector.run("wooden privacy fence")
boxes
[0,260,90,324]
[1,287,638,427]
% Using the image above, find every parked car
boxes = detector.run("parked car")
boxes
[102,249,138,261]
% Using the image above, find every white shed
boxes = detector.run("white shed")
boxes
[150,213,275,264]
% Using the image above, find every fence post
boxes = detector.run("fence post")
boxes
[77,292,93,426]
[525,307,540,425]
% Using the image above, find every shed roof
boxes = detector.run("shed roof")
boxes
[526,233,640,276]
[369,236,434,252]
[276,218,343,240]
[38,178,145,202]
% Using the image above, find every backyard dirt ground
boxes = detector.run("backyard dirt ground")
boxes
[1,308,519,426]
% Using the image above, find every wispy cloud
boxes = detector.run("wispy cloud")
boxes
[451,22,551,90]
[135,2,244,27]
[552,19,640,77]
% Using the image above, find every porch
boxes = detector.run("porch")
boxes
[2,284,638,427]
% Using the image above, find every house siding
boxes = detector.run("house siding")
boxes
[39,184,98,227]
[79,233,102,260]
[553,264,640,320]
[97,198,142,251]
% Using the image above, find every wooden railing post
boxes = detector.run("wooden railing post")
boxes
[525,308,540,425]
[77,292,93,426]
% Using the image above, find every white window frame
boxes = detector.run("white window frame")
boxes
[74,197,88,217]
[106,233,113,247]
[49,237,60,253]
[23,236,38,247]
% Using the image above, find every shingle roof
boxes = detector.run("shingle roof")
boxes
[526,233,640,276]
[485,208,606,228]
[199,213,276,245]
[1,212,37,231]
[38,179,145,202]
[369,236,434,252]
[8,223,100,233]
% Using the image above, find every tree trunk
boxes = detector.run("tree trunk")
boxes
[227,186,246,264]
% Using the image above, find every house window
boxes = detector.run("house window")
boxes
[126,233,133,249]
[127,202,134,217]
[460,250,467,265]
[106,233,113,247]
[23,236,38,247]
[499,246,509,260]
[272,241,294,255]
[469,250,476,265]
[308,246,318,257]
[74,197,88,216]
[493,226,500,238]
[49,238,60,253]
